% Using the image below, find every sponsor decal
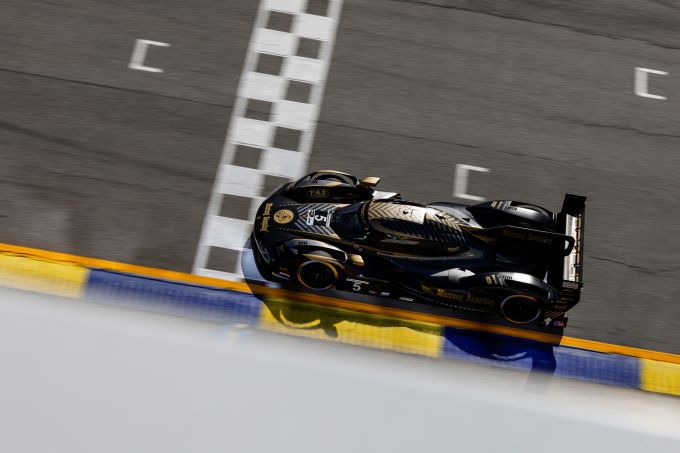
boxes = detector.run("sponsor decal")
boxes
[273,271,291,280]
[263,202,273,216]
[466,295,494,306]
[260,217,270,232]
[501,229,552,244]
[307,188,329,199]
[436,288,465,301]
[398,297,415,302]
[527,234,552,244]
[347,278,369,292]
[379,291,391,297]
[255,237,271,262]
[273,209,295,224]
[502,230,526,240]
[306,210,330,226]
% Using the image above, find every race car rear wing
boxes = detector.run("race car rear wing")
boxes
[551,194,586,307]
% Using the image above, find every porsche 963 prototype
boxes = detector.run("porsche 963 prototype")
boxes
[251,170,585,328]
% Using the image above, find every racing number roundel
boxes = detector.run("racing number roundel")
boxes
[273,209,295,224]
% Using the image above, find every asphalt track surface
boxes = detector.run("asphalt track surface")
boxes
[2,0,680,353]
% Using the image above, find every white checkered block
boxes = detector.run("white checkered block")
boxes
[193,0,344,280]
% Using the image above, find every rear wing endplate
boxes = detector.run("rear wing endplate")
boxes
[555,194,586,296]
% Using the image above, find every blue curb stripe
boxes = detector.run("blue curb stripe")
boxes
[554,346,640,388]
[85,269,262,324]
[6,244,680,395]
[82,268,644,392]
[442,327,557,373]
[442,326,640,388]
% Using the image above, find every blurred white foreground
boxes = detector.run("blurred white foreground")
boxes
[0,288,679,453]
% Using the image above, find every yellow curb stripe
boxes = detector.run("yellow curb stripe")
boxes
[0,253,88,298]
[0,243,251,293]
[640,359,680,396]
[559,337,680,365]
[2,242,680,365]
[258,299,443,357]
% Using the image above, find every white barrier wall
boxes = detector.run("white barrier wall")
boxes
[1,288,679,453]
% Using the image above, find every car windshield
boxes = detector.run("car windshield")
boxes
[332,203,368,239]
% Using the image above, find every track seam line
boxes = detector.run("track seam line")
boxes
[0,67,230,108]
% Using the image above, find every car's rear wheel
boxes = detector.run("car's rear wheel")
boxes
[296,260,338,291]
[499,294,543,324]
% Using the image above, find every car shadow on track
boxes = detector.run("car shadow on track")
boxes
[442,326,557,374]
[241,240,559,376]
[263,297,557,374]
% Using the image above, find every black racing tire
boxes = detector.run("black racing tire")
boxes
[514,203,552,218]
[296,259,338,291]
[512,203,557,231]
[499,294,543,324]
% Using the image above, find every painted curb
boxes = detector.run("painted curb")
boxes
[1,246,678,397]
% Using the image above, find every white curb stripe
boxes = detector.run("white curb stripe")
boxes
[193,0,344,280]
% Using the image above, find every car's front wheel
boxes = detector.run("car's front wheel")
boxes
[296,259,339,291]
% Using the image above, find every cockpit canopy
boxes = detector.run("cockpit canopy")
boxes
[332,203,369,240]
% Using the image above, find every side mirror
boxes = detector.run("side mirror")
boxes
[348,254,365,267]
[360,176,381,187]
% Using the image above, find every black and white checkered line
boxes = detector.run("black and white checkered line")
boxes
[193,0,344,280]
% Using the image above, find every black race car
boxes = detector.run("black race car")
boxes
[251,170,585,327]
